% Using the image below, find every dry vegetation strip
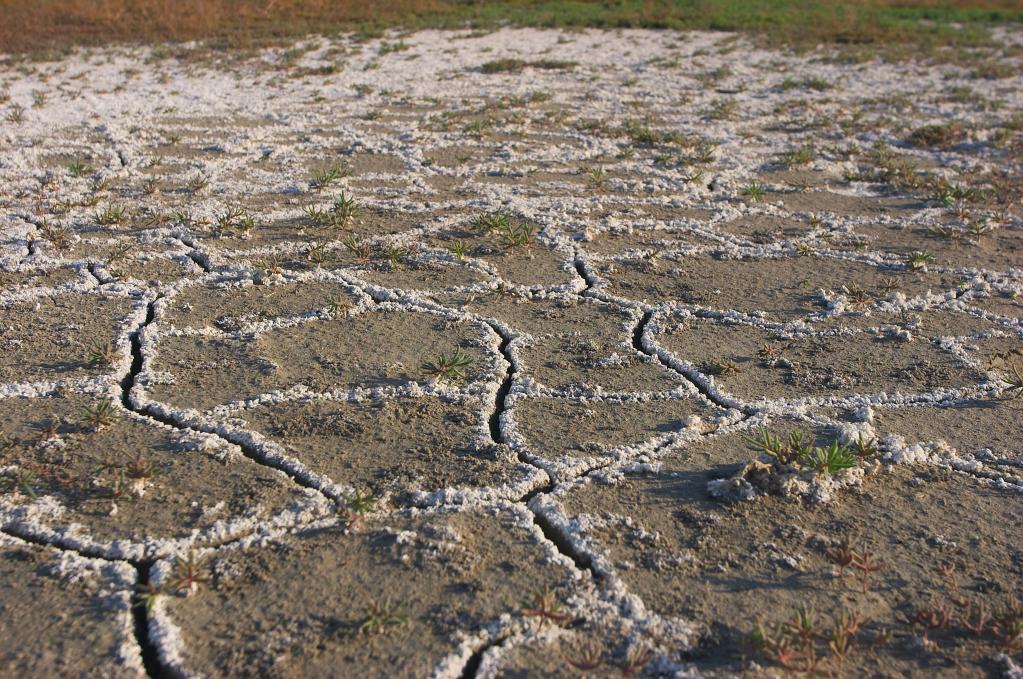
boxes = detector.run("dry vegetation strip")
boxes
[1,0,1022,56]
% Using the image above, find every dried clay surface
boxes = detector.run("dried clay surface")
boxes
[1,26,1022,678]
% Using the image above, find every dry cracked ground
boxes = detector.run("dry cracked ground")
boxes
[1,26,1023,679]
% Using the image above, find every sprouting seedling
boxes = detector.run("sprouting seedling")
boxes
[360,597,409,634]
[67,159,93,177]
[168,550,211,594]
[743,427,813,466]
[562,639,604,672]
[807,441,857,476]
[707,359,741,377]
[422,348,474,381]
[330,191,360,228]
[780,146,813,168]
[11,468,39,499]
[851,434,878,459]
[326,296,353,316]
[186,173,209,193]
[6,104,24,123]
[125,451,157,479]
[133,582,162,614]
[306,242,330,268]
[497,222,534,249]
[584,166,607,190]
[742,181,767,202]
[343,489,376,516]
[470,212,510,234]
[613,644,655,679]
[95,204,128,225]
[310,163,350,190]
[794,243,815,257]
[846,287,872,309]
[827,536,856,577]
[521,587,571,630]
[384,244,408,268]
[850,550,884,594]
[906,250,933,272]
[448,240,469,261]
[141,176,159,195]
[87,342,119,366]
[79,398,119,431]
[341,234,371,263]
[1000,362,1023,400]
[254,253,284,277]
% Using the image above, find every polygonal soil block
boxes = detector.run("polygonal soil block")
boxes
[233,394,538,504]
[540,437,1023,677]
[0,393,321,559]
[152,503,582,678]
[656,318,985,402]
[144,309,497,411]
[0,292,137,383]
[0,532,143,677]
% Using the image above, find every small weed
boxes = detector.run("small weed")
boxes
[851,550,885,594]
[742,181,767,202]
[584,166,608,190]
[79,398,119,431]
[168,550,210,594]
[470,212,510,234]
[908,122,963,148]
[779,146,813,168]
[67,159,93,177]
[326,296,353,316]
[133,582,162,614]
[7,103,24,123]
[807,441,858,476]
[707,360,742,377]
[360,597,409,634]
[87,342,119,366]
[906,250,933,272]
[497,221,534,249]
[422,348,474,381]
[999,362,1023,400]
[521,587,571,630]
[341,234,371,263]
[310,163,350,190]
[186,173,209,193]
[448,240,470,261]
[329,191,360,229]
[95,204,128,226]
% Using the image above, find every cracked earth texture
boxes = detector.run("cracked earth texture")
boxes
[1,26,1022,679]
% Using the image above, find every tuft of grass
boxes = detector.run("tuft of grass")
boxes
[67,158,93,177]
[79,398,119,430]
[422,348,474,381]
[470,212,510,234]
[95,203,128,225]
[907,122,964,148]
[742,181,767,202]
[807,441,858,476]
[310,163,351,190]
[87,342,119,366]
[360,597,409,634]
[480,58,576,74]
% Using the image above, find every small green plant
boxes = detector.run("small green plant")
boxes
[497,221,534,249]
[807,441,858,476]
[360,597,409,634]
[326,296,353,316]
[133,582,162,614]
[186,173,209,193]
[906,250,933,272]
[79,398,119,430]
[470,212,510,234]
[779,146,813,168]
[168,550,210,594]
[384,244,408,268]
[707,360,741,377]
[329,191,360,229]
[141,176,159,195]
[907,122,963,148]
[742,181,767,202]
[744,427,813,466]
[67,159,93,177]
[6,103,24,123]
[584,166,607,190]
[341,234,371,263]
[95,204,128,226]
[1000,362,1023,400]
[87,342,119,366]
[310,163,350,190]
[448,240,469,261]
[422,348,474,381]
